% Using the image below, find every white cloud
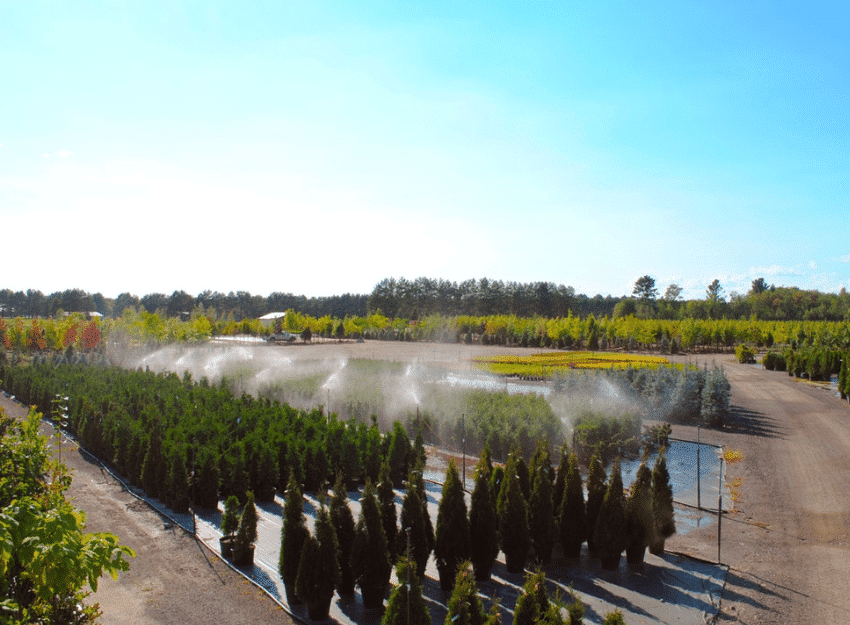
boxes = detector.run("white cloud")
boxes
[809,260,817,270]
[839,254,850,263]
[749,265,802,277]
[56,149,74,158]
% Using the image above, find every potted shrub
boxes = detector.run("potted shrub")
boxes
[233,491,258,566]
[497,454,530,574]
[649,449,676,555]
[351,481,391,609]
[593,458,627,571]
[434,460,470,590]
[469,455,499,582]
[296,503,339,621]
[280,476,309,605]
[558,452,586,560]
[625,459,654,568]
[219,495,240,560]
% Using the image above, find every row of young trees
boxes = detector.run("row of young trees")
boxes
[279,439,674,622]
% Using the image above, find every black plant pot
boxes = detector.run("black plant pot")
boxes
[233,542,255,567]
[504,551,526,574]
[219,536,236,560]
[599,551,621,571]
[562,541,582,560]
[648,538,666,556]
[437,565,455,592]
[626,544,646,568]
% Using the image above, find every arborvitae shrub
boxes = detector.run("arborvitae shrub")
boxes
[443,562,486,625]
[625,459,654,567]
[650,449,675,555]
[351,480,392,609]
[558,452,586,560]
[469,456,499,581]
[513,569,549,625]
[592,458,627,570]
[434,460,471,590]
[330,474,356,595]
[497,454,531,574]
[528,449,556,564]
[280,476,309,605]
[377,458,399,561]
[382,556,430,625]
[399,471,433,579]
[584,452,607,557]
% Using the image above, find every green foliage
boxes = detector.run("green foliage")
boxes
[603,608,627,624]
[469,456,499,581]
[625,459,654,564]
[735,344,756,363]
[434,460,471,590]
[221,495,240,537]
[377,459,399,561]
[513,569,549,625]
[399,471,433,579]
[558,452,586,560]
[280,476,309,604]
[528,446,556,565]
[572,412,642,467]
[382,556,431,625]
[700,365,730,427]
[444,562,486,625]
[351,481,392,608]
[236,490,258,548]
[592,458,627,570]
[497,453,530,573]
[0,406,134,624]
[330,474,356,595]
[584,451,606,557]
[650,449,676,555]
[296,503,339,619]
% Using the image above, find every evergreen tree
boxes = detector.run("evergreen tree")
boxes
[584,451,607,557]
[387,421,411,486]
[625,459,654,567]
[234,490,259,565]
[195,448,221,509]
[469,455,499,581]
[382,556,430,625]
[399,471,433,579]
[280,475,309,605]
[700,365,730,427]
[444,562,486,625]
[413,427,427,470]
[592,458,627,570]
[558,452,586,559]
[141,429,164,499]
[352,480,392,609]
[166,447,190,513]
[297,502,340,621]
[528,450,556,564]
[497,454,531,574]
[377,458,399,561]
[435,460,471,590]
[330,473,357,595]
[649,448,676,555]
[513,569,549,625]
[220,494,240,538]
[516,455,531,501]
[552,446,569,515]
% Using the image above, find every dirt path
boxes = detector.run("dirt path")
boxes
[666,355,850,623]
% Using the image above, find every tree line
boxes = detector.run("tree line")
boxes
[4,275,850,323]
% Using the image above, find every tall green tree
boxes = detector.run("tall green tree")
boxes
[469,455,499,581]
[377,458,399,561]
[650,449,676,555]
[512,569,549,625]
[633,275,658,302]
[497,454,531,574]
[625,459,654,567]
[296,502,339,621]
[593,458,628,570]
[280,476,309,605]
[399,471,433,579]
[584,451,607,557]
[528,449,556,564]
[351,481,392,609]
[381,556,430,625]
[558,452,586,559]
[435,459,471,590]
[330,474,357,596]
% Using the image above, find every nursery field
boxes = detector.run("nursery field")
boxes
[5,341,850,624]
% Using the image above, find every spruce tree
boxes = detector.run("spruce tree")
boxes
[469,455,499,581]
[528,450,556,564]
[584,451,607,557]
[399,471,433,579]
[330,473,356,595]
[382,556,430,625]
[497,454,531,574]
[625,459,654,567]
[649,448,676,555]
[435,459,471,590]
[352,480,392,609]
[377,458,399,561]
[558,452,586,560]
[280,476,309,605]
[592,458,627,570]
[444,562,486,625]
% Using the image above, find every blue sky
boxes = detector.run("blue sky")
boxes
[2,1,847,301]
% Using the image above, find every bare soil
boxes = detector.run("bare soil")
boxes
[5,341,850,623]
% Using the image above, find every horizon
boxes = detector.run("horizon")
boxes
[2,2,848,300]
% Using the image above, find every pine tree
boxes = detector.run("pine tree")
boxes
[558,452,586,559]
[377,458,399,561]
[435,460,471,590]
[469,455,499,581]
[330,473,356,595]
[280,476,309,605]
[649,448,676,555]
[584,451,607,557]
[352,480,392,609]
[444,562,486,625]
[399,471,433,579]
[625,459,654,567]
[700,365,730,427]
[382,556,430,625]
[528,448,556,564]
[296,502,339,621]
[497,454,531,574]
[592,458,627,570]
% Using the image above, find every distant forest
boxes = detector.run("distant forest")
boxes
[2,276,849,322]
